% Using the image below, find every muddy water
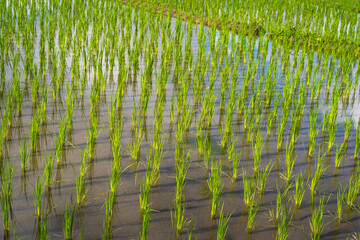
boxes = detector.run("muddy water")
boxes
[1,5,360,240]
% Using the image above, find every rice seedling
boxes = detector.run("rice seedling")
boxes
[309,153,326,200]
[0,161,13,232]
[33,177,43,218]
[43,150,55,187]
[217,204,232,240]
[246,202,259,233]
[0,112,7,158]
[111,117,124,170]
[208,160,224,219]
[355,120,360,160]
[293,171,309,209]
[231,150,241,182]
[256,161,273,195]
[336,184,346,223]
[87,115,102,162]
[38,214,49,240]
[65,83,75,130]
[101,189,115,239]
[139,181,151,214]
[19,137,29,171]
[277,108,289,151]
[74,148,88,207]
[343,116,353,147]
[281,139,296,184]
[327,123,337,152]
[129,116,143,161]
[308,109,320,158]
[170,198,188,236]
[140,205,152,240]
[276,203,292,240]
[269,182,291,223]
[30,110,41,152]
[56,114,69,164]
[203,137,211,170]
[252,130,263,175]
[310,194,329,240]
[335,144,345,169]
[346,164,360,208]
[63,195,75,240]
[242,168,255,208]
[267,94,281,137]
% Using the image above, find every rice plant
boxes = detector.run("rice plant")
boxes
[243,168,255,208]
[208,160,223,219]
[252,130,263,175]
[140,206,152,240]
[217,204,232,240]
[308,109,319,158]
[246,202,259,233]
[256,161,273,195]
[43,150,55,187]
[19,137,29,171]
[276,204,292,240]
[281,139,296,183]
[74,148,88,207]
[310,194,329,240]
[337,184,346,222]
[293,171,309,209]
[33,177,43,218]
[309,153,326,200]
[355,120,360,160]
[63,195,75,240]
[346,164,360,208]
[0,161,13,232]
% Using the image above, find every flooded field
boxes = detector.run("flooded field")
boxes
[1,0,360,239]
